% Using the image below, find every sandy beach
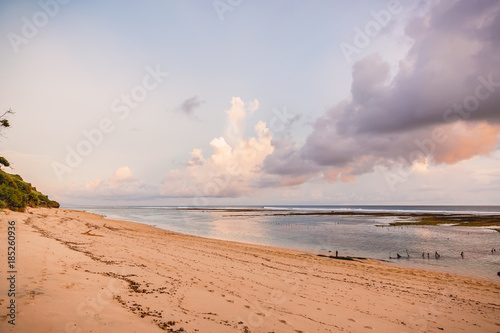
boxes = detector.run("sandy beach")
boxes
[1,208,499,332]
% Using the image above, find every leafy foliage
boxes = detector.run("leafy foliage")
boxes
[0,109,12,131]
[0,169,59,211]
[0,157,9,168]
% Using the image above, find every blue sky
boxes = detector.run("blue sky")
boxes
[1,0,499,206]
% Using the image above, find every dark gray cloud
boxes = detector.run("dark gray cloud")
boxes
[178,95,204,116]
[263,137,319,177]
[264,0,500,185]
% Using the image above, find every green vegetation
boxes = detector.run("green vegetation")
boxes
[380,215,500,228]
[0,156,9,168]
[0,169,59,211]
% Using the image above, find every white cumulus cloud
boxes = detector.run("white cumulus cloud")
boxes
[160,97,273,201]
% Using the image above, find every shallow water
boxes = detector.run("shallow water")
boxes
[77,206,500,282]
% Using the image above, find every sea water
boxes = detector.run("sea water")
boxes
[75,205,500,282]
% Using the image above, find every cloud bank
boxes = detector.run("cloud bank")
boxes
[78,0,500,202]
[265,0,500,186]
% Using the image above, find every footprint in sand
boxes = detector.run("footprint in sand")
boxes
[348,318,356,322]
[63,283,77,289]
[279,319,287,324]
[364,326,373,330]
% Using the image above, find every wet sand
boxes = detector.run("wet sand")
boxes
[1,208,499,332]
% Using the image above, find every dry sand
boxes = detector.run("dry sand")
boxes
[1,208,499,332]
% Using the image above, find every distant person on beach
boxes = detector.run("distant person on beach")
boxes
[461,252,464,259]
[435,251,440,259]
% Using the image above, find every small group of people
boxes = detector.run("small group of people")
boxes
[421,251,442,259]
[395,248,499,260]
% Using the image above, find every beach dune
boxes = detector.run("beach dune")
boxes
[1,208,499,332]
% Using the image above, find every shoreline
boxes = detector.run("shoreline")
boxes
[80,206,500,282]
[1,208,499,332]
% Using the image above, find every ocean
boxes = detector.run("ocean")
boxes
[73,205,500,282]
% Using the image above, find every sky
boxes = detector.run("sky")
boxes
[0,0,499,207]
